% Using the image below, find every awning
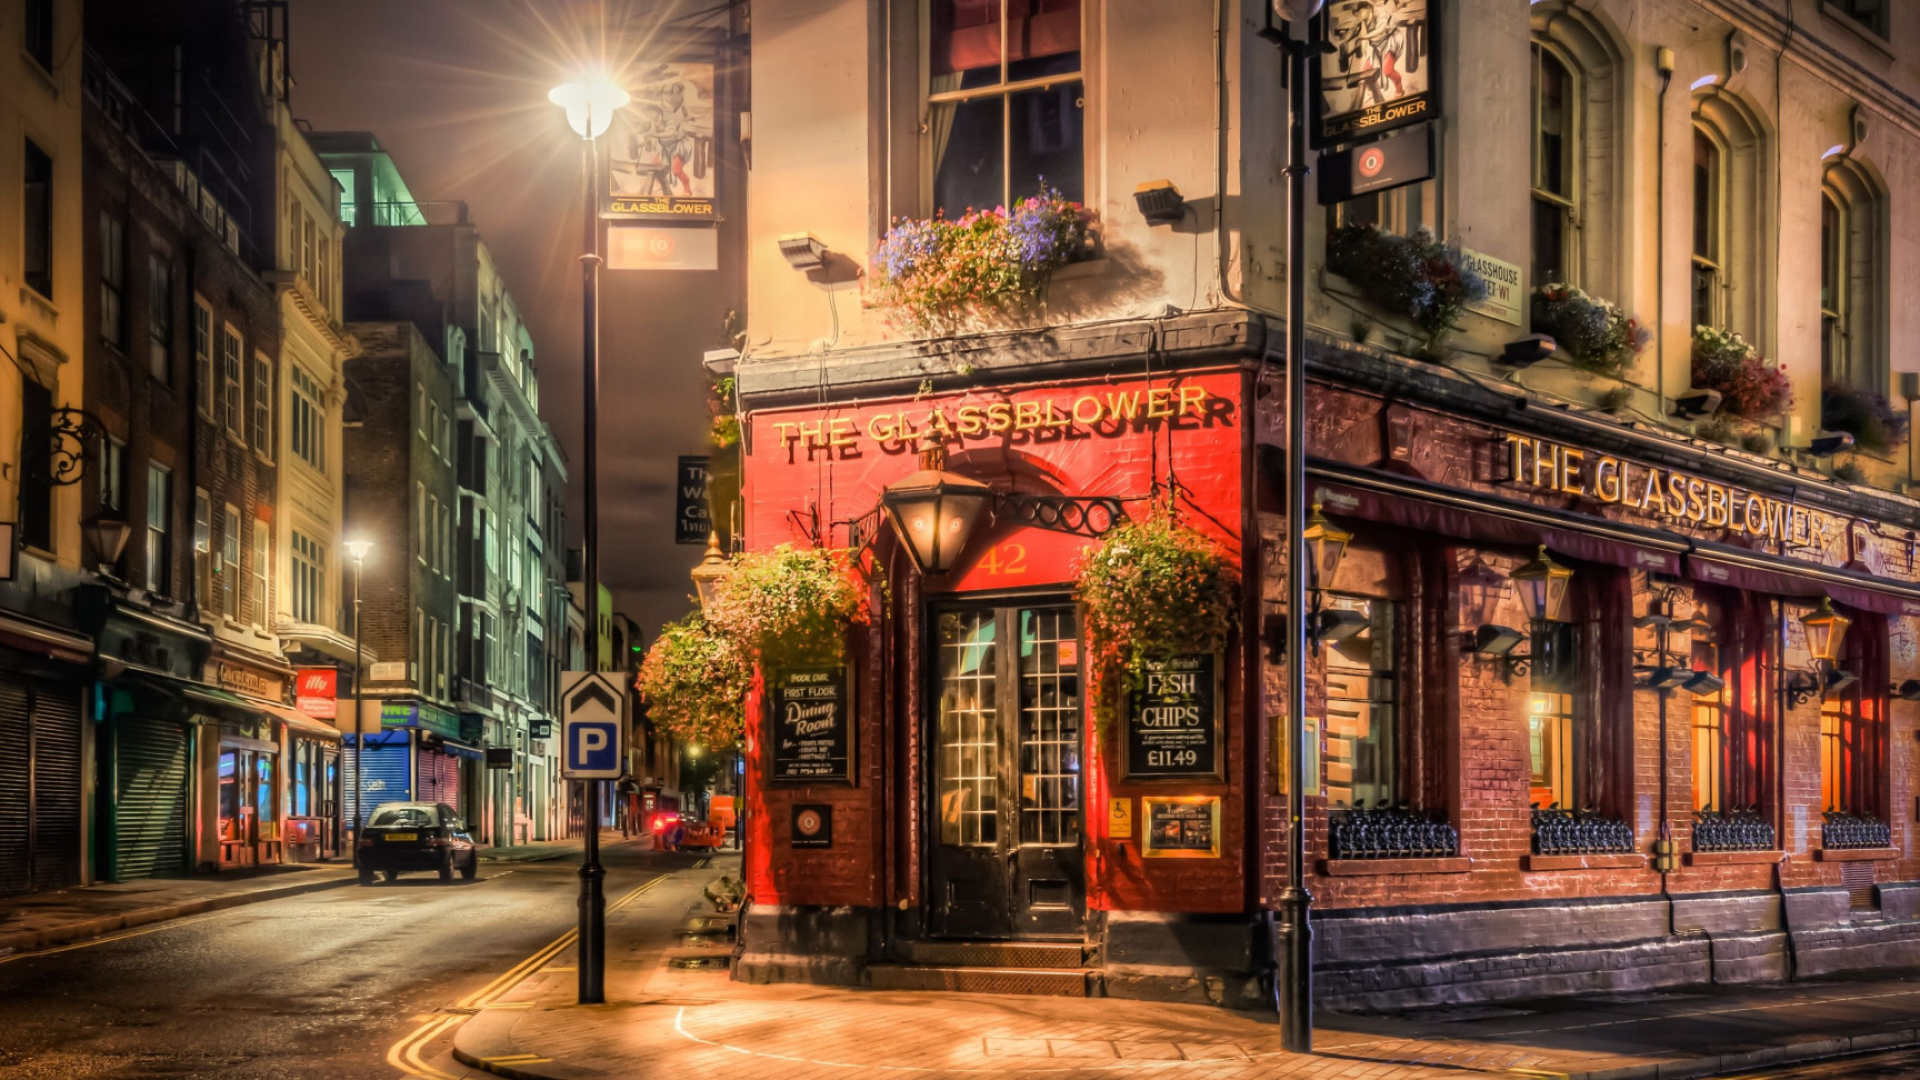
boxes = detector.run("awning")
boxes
[236,694,344,742]
[427,737,485,761]
[0,611,91,664]
[113,670,253,722]
[1308,460,1920,616]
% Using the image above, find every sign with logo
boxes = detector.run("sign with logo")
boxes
[791,804,832,848]
[1108,797,1134,840]
[1462,248,1524,325]
[295,669,338,719]
[367,661,408,682]
[1313,0,1438,148]
[769,666,853,785]
[1124,654,1223,780]
[486,747,514,770]
[675,456,711,544]
[1318,124,1432,205]
[530,718,552,739]
[606,61,719,221]
[608,225,718,271]
[1141,796,1222,858]
[562,671,626,779]
[379,701,463,740]
[213,661,280,700]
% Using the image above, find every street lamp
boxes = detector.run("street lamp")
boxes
[552,74,624,1007]
[345,539,372,854]
[690,532,729,613]
[82,513,133,579]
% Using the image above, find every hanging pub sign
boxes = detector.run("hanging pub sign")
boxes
[1318,123,1432,205]
[1142,796,1223,858]
[1123,654,1223,780]
[1312,0,1438,149]
[769,666,853,785]
[675,455,711,544]
[605,60,720,221]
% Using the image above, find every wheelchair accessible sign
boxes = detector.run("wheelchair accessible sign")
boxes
[562,671,626,780]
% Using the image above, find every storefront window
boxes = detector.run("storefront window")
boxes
[1818,607,1886,820]
[1018,608,1081,845]
[218,751,240,840]
[938,610,999,847]
[1528,690,1575,810]
[1322,596,1397,809]
[1690,679,1727,811]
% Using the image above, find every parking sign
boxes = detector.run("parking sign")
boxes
[562,671,626,779]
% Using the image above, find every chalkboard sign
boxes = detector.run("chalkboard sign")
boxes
[770,666,853,785]
[1123,654,1221,780]
[1142,796,1221,858]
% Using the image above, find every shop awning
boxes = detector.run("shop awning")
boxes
[0,611,91,664]
[1309,460,1920,616]
[113,670,254,722]
[236,694,344,742]
[429,738,485,761]
[1305,463,1686,577]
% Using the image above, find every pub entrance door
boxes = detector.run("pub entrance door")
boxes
[928,602,1086,939]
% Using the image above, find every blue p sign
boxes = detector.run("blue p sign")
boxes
[569,721,620,774]
[562,672,625,779]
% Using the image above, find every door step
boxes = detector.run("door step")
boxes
[866,963,1092,997]
[898,939,1090,969]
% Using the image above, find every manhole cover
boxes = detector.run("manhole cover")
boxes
[667,956,731,971]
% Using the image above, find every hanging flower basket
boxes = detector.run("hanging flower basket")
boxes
[637,615,754,749]
[1325,224,1487,359]
[707,544,868,673]
[1074,514,1239,731]
[1531,284,1649,379]
[871,184,1092,332]
[1691,326,1791,420]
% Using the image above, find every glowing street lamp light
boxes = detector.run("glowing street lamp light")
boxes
[1801,597,1852,665]
[1301,503,1352,592]
[690,532,729,613]
[880,442,993,575]
[1510,545,1575,624]
[548,79,630,140]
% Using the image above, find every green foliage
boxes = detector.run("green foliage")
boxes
[1692,326,1791,419]
[1832,459,1867,485]
[871,185,1091,332]
[708,544,867,672]
[1531,284,1649,379]
[709,373,739,449]
[1073,513,1239,731]
[637,615,754,749]
[1822,381,1909,456]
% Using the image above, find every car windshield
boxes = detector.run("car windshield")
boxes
[370,807,436,827]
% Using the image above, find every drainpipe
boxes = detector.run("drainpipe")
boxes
[1655,47,1675,417]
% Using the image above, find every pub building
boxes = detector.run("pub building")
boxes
[726,0,1920,1011]
[731,314,1920,1007]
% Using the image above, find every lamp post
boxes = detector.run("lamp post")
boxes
[345,539,372,851]
[551,75,628,1007]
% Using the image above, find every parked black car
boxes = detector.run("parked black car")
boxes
[356,802,477,884]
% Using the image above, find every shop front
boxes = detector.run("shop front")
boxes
[0,614,95,896]
[734,359,1260,1002]
[346,700,477,830]
[1290,357,1920,1008]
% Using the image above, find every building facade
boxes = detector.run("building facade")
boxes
[728,0,1920,1008]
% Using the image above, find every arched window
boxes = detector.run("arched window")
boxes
[1821,160,1883,392]
[1530,43,1576,286]
[1691,95,1767,339]
[1691,127,1724,329]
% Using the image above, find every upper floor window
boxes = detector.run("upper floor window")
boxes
[221,325,245,440]
[25,0,54,71]
[1690,128,1724,330]
[1530,44,1575,287]
[148,255,173,383]
[1821,160,1883,393]
[146,465,173,594]
[99,213,126,347]
[930,0,1084,218]
[251,352,274,455]
[194,297,215,416]
[1691,97,1765,338]
[24,139,53,299]
[251,520,270,628]
[291,365,326,472]
[1830,0,1889,38]
[291,530,326,624]
[330,169,357,227]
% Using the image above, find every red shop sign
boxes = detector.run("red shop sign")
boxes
[295,668,338,719]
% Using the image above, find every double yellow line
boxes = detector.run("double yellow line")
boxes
[385,873,670,1080]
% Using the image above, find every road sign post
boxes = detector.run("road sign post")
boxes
[563,671,626,1004]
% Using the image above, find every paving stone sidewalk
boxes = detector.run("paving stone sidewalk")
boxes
[0,862,357,955]
[481,829,642,863]
[453,863,1920,1080]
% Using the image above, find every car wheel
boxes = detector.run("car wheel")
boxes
[358,867,375,886]
[439,855,453,882]
[460,854,477,881]
[383,870,400,883]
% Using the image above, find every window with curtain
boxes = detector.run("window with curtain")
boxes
[1531,43,1576,287]
[1691,127,1724,330]
[1690,591,1775,817]
[930,0,1084,218]
[1529,567,1630,819]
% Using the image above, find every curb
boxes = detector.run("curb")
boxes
[1565,1028,1920,1080]
[452,1006,562,1080]
[0,872,359,957]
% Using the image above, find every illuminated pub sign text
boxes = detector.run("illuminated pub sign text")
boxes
[1506,433,1817,546]
[772,387,1219,453]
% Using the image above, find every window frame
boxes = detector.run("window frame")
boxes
[221,324,246,442]
[1529,40,1581,288]
[220,504,241,617]
[148,253,173,383]
[1690,124,1728,330]
[24,0,55,72]
[250,518,271,628]
[194,488,212,607]
[99,212,126,348]
[23,138,53,299]
[290,364,327,474]
[251,351,274,459]
[145,464,172,594]
[194,297,216,417]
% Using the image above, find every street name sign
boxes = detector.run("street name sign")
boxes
[562,671,626,779]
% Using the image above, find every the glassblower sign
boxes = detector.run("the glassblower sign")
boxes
[1124,654,1223,780]
[605,60,719,221]
[1312,0,1437,149]
[770,667,853,785]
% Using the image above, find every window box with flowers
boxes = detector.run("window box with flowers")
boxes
[871,185,1093,334]
[1073,513,1239,734]
[1821,381,1908,458]
[1688,327,1791,455]
[1323,224,1488,361]
[1530,285,1649,380]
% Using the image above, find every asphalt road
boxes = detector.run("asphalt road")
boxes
[0,839,713,1080]
[1733,1049,1920,1079]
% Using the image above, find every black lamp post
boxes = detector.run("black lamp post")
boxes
[345,540,371,849]
[550,74,628,1008]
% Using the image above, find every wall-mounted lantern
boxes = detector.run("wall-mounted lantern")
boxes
[1510,544,1574,624]
[880,442,994,575]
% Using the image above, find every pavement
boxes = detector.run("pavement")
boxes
[481,829,645,863]
[452,855,1920,1080]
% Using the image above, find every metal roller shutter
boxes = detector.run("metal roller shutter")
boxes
[114,717,191,881]
[344,735,412,828]
[30,684,82,891]
[417,749,460,816]
[0,676,32,895]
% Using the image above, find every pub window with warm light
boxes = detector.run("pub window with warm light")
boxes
[1321,595,1397,810]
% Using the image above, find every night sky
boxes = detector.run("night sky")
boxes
[294,0,732,640]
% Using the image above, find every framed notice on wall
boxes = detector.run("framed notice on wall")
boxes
[1123,654,1223,781]
[1312,0,1439,149]
[1141,796,1222,859]
[769,666,854,785]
